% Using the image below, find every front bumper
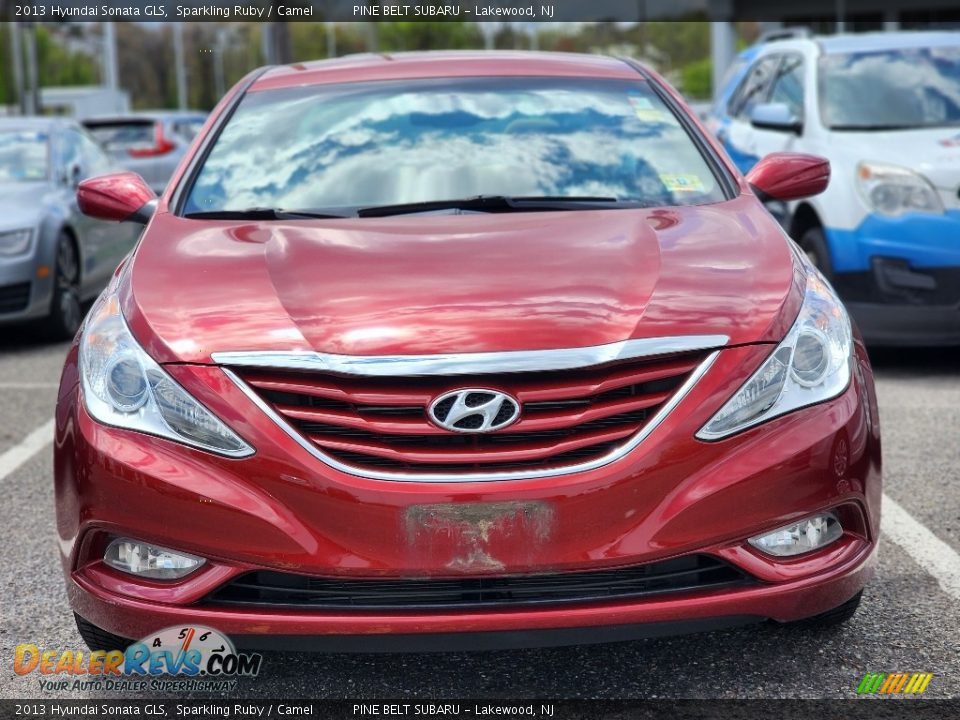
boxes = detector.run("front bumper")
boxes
[55,340,882,647]
[826,212,960,344]
[846,300,960,346]
[827,211,960,274]
[70,539,875,651]
[833,261,960,346]
[0,255,49,323]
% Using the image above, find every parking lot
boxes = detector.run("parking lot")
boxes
[1,334,957,700]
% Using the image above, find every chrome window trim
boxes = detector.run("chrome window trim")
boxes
[211,335,728,377]
[220,343,723,483]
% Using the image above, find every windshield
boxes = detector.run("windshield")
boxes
[183,77,726,215]
[820,46,960,129]
[0,130,49,182]
[85,121,155,156]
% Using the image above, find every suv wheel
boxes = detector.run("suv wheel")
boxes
[799,226,834,280]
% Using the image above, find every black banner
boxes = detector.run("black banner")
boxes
[1,700,958,720]
[6,0,952,24]
[3,0,721,24]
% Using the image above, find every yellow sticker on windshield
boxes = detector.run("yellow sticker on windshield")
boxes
[635,108,671,122]
[660,173,706,193]
[628,95,670,123]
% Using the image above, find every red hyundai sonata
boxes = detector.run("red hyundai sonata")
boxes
[56,52,881,652]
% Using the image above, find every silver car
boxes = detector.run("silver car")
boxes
[0,118,140,339]
[83,111,207,193]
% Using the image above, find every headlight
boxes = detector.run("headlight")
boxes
[0,228,33,256]
[697,266,852,440]
[856,162,943,217]
[80,294,253,457]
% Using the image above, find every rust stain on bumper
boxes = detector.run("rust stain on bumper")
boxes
[403,501,554,573]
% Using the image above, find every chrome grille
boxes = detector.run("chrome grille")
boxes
[230,351,709,477]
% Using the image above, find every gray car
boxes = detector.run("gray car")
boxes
[83,111,207,193]
[0,118,140,339]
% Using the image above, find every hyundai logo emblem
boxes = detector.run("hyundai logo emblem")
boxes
[428,389,521,433]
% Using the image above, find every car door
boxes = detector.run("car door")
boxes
[78,130,140,287]
[753,53,806,158]
[722,55,781,173]
[748,53,809,225]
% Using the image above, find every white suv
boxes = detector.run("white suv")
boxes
[707,31,960,346]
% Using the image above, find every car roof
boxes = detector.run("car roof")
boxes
[251,51,641,92]
[756,30,959,56]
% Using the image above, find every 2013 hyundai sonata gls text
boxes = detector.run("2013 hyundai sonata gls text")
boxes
[56,52,881,652]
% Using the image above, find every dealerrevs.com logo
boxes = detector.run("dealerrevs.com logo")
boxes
[15,625,262,693]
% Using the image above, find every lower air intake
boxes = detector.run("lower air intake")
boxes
[206,555,750,610]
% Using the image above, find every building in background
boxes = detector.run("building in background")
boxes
[40,86,129,120]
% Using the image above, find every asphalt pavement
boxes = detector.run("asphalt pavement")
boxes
[1,334,957,700]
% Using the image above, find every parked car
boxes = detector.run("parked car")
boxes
[83,111,207,193]
[707,31,960,345]
[58,52,880,653]
[0,118,140,339]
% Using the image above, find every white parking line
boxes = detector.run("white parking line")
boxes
[0,419,54,482]
[0,420,958,602]
[882,493,960,601]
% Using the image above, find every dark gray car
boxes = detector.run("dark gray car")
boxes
[0,118,140,339]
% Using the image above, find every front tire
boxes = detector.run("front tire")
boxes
[40,233,83,341]
[783,591,863,630]
[74,613,133,652]
[799,226,834,280]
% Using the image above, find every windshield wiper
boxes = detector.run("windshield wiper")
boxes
[355,195,631,218]
[184,197,640,221]
[183,207,351,220]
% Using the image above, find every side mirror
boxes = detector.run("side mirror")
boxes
[750,102,802,135]
[77,172,158,224]
[746,152,830,202]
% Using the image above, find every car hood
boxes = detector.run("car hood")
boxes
[125,195,802,365]
[834,127,960,190]
[0,181,51,229]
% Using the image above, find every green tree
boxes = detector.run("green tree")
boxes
[680,57,712,100]
[643,20,710,69]
[35,26,98,88]
[378,22,483,52]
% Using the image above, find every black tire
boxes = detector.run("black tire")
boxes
[783,591,863,630]
[799,226,834,280]
[74,613,133,652]
[40,232,83,341]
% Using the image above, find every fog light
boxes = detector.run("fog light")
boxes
[103,538,205,579]
[748,513,842,557]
